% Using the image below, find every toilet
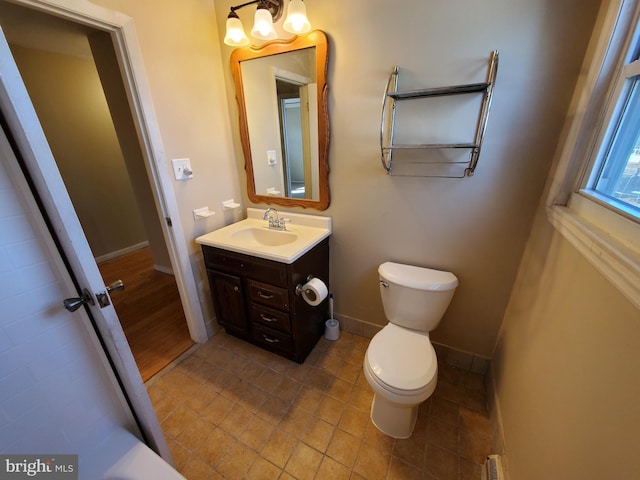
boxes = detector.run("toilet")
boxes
[363,261,458,438]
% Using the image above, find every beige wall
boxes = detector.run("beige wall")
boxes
[491,1,640,477]
[214,0,601,357]
[91,0,244,232]
[10,44,148,259]
[492,206,640,478]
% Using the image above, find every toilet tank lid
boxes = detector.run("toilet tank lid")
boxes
[379,262,458,291]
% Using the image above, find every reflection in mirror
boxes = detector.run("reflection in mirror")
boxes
[231,30,329,210]
[277,78,309,199]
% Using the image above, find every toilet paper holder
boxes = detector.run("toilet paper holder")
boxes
[295,275,315,296]
[296,275,328,307]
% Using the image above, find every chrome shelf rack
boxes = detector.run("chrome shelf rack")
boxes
[380,51,499,177]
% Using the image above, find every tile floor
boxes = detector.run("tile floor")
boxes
[147,330,491,479]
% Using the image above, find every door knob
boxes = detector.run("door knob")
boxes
[106,279,125,293]
[63,288,95,312]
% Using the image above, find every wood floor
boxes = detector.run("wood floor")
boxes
[98,247,193,382]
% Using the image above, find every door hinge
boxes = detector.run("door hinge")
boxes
[165,217,172,227]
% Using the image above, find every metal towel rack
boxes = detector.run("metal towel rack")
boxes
[380,51,499,177]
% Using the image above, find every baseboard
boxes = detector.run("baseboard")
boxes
[204,318,220,339]
[95,241,149,263]
[433,343,490,375]
[333,312,380,339]
[486,365,510,480]
[153,264,174,275]
[334,312,491,375]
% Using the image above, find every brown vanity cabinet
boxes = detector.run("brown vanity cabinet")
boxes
[202,238,329,363]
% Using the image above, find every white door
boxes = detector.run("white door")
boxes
[0,122,184,480]
[0,26,168,458]
[0,119,136,464]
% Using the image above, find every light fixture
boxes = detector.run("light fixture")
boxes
[251,3,278,40]
[283,0,311,34]
[224,11,250,46]
[224,0,312,47]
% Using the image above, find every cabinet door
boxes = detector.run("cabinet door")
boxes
[207,269,248,335]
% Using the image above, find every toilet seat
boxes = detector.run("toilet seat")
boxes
[366,324,437,396]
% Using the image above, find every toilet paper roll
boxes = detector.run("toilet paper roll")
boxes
[301,277,328,306]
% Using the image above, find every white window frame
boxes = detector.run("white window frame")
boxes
[547,0,640,310]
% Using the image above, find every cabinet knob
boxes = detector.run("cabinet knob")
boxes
[233,286,240,292]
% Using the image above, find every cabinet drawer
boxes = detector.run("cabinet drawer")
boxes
[252,323,293,354]
[247,280,289,310]
[250,303,291,333]
[202,246,287,286]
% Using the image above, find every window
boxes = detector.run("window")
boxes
[582,52,640,221]
[547,0,640,310]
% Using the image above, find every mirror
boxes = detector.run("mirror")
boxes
[231,30,329,210]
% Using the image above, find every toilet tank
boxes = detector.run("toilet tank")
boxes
[378,262,458,331]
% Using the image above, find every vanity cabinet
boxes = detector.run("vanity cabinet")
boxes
[202,239,329,363]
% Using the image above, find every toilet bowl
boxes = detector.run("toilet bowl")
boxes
[363,262,457,438]
[363,324,438,438]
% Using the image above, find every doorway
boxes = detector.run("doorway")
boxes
[0,2,196,380]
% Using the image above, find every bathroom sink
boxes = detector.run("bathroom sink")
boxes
[230,226,298,247]
[195,208,332,264]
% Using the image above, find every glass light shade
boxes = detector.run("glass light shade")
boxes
[251,7,277,40]
[224,16,250,46]
[283,0,311,34]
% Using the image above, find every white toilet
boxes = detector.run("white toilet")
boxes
[363,261,458,438]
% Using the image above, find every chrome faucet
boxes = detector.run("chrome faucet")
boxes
[263,208,280,229]
[263,208,289,230]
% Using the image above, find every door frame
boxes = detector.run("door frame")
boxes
[5,0,208,343]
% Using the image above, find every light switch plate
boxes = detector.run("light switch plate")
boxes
[267,150,277,166]
[172,158,193,180]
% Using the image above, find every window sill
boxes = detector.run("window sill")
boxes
[547,204,640,309]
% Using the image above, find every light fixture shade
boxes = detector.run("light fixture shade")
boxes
[283,0,311,34]
[251,7,277,40]
[224,15,250,46]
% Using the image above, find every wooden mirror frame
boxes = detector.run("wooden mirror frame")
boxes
[230,30,330,210]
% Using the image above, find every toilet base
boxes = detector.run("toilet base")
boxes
[369,394,419,439]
